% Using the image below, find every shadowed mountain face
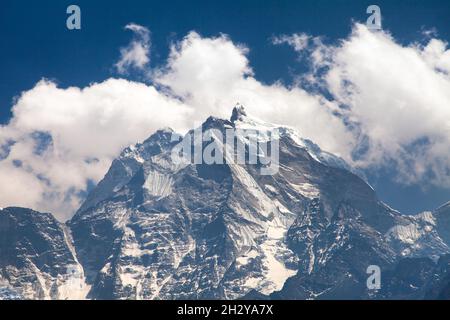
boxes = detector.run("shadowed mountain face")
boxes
[0,207,89,299]
[2,107,450,300]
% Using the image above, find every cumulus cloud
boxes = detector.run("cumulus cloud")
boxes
[154,31,353,154]
[2,23,450,220]
[333,25,450,186]
[115,23,151,74]
[287,24,450,186]
[0,79,191,220]
[0,31,352,220]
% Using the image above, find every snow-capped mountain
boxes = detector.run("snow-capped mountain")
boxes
[1,106,450,300]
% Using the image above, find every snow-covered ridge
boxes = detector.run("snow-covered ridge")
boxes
[230,105,358,175]
[385,211,449,259]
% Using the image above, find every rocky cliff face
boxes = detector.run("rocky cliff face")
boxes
[0,207,89,299]
[2,107,450,300]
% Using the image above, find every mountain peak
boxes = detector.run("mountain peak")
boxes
[142,127,175,144]
[230,103,247,123]
[156,127,174,134]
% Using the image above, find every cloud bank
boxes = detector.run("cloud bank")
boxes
[1,23,450,220]
[0,79,191,220]
[276,25,450,186]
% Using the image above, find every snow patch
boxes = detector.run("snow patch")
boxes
[264,184,277,194]
[386,224,422,244]
[59,226,91,300]
[144,171,173,198]
[289,182,320,199]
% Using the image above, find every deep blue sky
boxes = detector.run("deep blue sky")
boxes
[1,0,450,213]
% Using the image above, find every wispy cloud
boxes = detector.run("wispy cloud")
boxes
[115,23,151,74]
[272,33,310,52]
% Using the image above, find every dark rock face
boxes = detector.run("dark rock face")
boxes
[0,207,88,299]
[273,201,397,300]
[2,107,450,300]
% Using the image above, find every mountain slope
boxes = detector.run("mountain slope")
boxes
[2,106,450,300]
[0,207,89,299]
[67,106,450,300]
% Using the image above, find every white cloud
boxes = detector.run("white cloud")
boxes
[0,79,191,220]
[0,31,353,220]
[154,31,353,155]
[303,24,450,186]
[115,23,151,74]
[272,33,310,52]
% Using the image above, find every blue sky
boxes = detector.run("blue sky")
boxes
[1,0,450,217]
